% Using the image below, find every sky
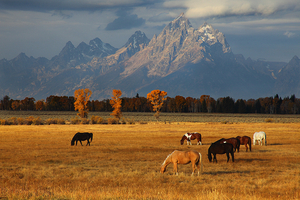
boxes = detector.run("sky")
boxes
[0,0,300,62]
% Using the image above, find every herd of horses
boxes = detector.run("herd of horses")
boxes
[161,131,267,175]
[70,131,267,176]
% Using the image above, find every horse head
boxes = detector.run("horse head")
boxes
[207,153,212,162]
[160,166,166,174]
[180,135,186,145]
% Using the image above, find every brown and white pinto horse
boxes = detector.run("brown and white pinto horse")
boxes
[160,150,203,176]
[236,136,251,152]
[180,132,202,145]
[216,138,240,152]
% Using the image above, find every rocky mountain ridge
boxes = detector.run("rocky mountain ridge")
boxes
[0,13,298,100]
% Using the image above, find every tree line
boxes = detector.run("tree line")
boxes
[1,93,300,114]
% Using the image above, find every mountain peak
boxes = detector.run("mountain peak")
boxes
[167,12,192,31]
[124,31,150,48]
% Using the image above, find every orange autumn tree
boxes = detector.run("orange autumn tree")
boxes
[110,89,122,121]
[74,88,92,118]
[147,90,167,120]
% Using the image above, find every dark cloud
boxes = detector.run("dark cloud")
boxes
[0,0,162,12]
[105,11,146,30]
[51,11,73,19]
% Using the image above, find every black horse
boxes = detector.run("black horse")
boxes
[208,142,234,163]
[71,132,93,146]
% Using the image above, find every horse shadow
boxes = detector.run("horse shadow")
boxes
[269,143,284,146]
[235,158,271,163]
[206,170,252,175]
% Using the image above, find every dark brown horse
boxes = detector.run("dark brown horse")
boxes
[216,138,240,152]
[208,142,234,163]
[180,132,202,145]
[71,132,93,146]
[236,136,251,152]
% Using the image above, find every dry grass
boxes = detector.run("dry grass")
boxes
[0,119,299,199]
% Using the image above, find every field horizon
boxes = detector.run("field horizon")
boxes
[0,113,299,199]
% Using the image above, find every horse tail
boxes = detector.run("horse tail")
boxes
[199,152,203,173]
[90,133,93,142]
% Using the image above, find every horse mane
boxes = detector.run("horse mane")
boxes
[161,151,175,166]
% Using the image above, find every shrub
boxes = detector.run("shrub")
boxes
[0,119,9,125]
[121,118,135,124]
[80,118,90,124]
[90,115,103,124]
[17,117,25,125]
[32,117,43,125]
[45,118,56,125]
[9,117,18,125]
[107,118,119,124]
[70,117,81,124]
[265,118,274,123]
[25,116,35,125]
[56,118,65,124]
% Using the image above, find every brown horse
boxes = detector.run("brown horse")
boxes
[180,132,202,145]
[208,142,234,163]
[216,138,240,152]
[160,150,203,176]
[236,136,251,152]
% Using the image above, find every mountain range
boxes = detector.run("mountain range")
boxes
[0,13,299,100]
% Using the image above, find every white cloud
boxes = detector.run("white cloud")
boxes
[284,31,296,38]
[175,0,300,18]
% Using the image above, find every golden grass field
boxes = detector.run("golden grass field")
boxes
[0,112,299,199]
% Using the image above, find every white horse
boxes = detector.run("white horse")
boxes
[253,131,267,146]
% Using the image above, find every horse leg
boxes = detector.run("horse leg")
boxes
[86,139,90,146]
[226,152,230,162]
[173,163,178,175]
[231,151,234,162]
[245,144,248,152]
[213,154,217,163]
[79,141,83,146]
[191,161,196,176]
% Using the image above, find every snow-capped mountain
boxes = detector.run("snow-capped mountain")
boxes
[0,13,298,100]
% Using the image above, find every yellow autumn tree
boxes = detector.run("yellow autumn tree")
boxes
[110,89,122,121]
[74,88,92,118]
[147,90,167,120]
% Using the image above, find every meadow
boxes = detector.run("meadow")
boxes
[0,112,299,199]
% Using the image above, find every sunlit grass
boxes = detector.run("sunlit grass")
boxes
[0,118,299,199]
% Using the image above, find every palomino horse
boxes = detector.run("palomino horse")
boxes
[208,142,234,163]
[236,136,252,152]
[160,150,203,176]
[71,132,93,146]
[216,138,240,152]
[180,132,202,145]
[253,131,267,146]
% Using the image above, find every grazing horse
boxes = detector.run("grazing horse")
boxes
[180,132,202,145]
[208,142,234,163]
[253,131,267,146]
[236,136,252,152]
[71,132,93,146]
[216,138,240,152]
[160,150,203,176]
